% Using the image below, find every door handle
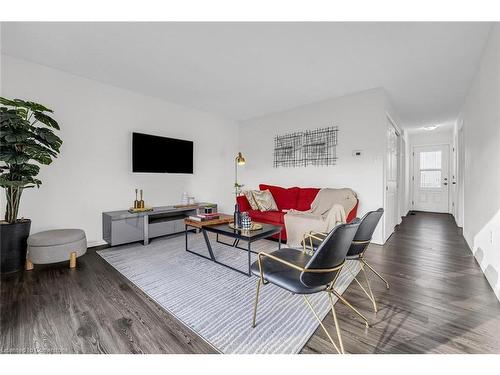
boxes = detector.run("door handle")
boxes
[452,182,456,184]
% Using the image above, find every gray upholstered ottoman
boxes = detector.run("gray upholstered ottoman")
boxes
[26,229,87,270]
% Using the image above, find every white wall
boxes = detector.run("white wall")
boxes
[239,89,388,244]
[1,55,238,246]
[408,126,453,146]
[457,24,500,301]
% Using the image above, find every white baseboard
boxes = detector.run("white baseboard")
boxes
[87,239,108,248]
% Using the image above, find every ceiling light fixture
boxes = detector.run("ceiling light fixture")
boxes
[422,125,438,131]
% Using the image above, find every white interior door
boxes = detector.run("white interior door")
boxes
[412,145,450,213]
[385,123,399,239]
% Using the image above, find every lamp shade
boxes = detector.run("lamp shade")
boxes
[236,152,246,165]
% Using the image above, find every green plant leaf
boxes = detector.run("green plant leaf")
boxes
[0,97,18,106]
[0,149,30,164]
[2,129,32,143]
[34,127,63,151]
[20,163,40,176]
[25,101,53,113]
[23,144,56,164]
[33,111,59,129]
[0,109,30,129]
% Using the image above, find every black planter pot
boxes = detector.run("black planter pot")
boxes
[0,219,31,274]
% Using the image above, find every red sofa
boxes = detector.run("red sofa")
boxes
[236,184,359,242]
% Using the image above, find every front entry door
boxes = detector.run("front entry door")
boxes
[412,145,449,213]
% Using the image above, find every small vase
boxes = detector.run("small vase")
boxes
[241,212,252,229]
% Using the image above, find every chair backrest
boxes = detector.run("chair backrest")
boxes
[300,219,360,288]
[347,208,384,257]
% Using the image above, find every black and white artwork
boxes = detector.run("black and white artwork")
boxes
[273,126,338,168]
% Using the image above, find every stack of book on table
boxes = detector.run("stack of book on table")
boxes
[187,212,220,222]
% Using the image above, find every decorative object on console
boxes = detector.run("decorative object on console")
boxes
[252,189,278,212]
[129,188,151,212]
[0,97,62,274]
[273,126,338,168]
[134,188,140,209]
[138,189,145,208]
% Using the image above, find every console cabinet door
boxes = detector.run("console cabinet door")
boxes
[111,217,144,245]
[149,220,175,238]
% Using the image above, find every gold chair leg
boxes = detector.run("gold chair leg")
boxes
[302,295,343,354]
[252,278,262,328]
[360,264,378,313]
[362,259,390,289]
[348,267,377,313]
[332,289,370,327]
[327,292,345,354]
[25,259,34,271]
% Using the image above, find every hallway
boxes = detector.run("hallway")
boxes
[303,212,500,353]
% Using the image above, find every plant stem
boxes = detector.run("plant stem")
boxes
[5,187,22,223]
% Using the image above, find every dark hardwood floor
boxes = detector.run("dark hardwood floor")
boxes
[1,212,499,354]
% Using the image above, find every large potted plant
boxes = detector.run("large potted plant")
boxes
[0,97,62,273]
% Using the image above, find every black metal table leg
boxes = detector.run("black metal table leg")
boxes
[202,228,216,260]
[185,224,215,261]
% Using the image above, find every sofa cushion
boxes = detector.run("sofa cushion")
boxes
[247,210,285,225]
[259,184,300,210]
[253,189,279,211]
[295,187,321,211]
[243,190,259,210]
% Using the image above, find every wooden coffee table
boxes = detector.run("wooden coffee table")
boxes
[184,214,282,276]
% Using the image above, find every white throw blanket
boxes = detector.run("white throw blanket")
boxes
[284,188,357,247]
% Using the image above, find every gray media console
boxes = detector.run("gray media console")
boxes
[102,203,216,246]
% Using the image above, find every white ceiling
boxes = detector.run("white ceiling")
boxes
[0,22,493,127]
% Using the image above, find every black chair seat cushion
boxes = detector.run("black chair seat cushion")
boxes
[250,248,327,294]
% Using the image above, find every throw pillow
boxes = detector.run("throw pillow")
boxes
[243,190,259,210]
[252,189,279,212]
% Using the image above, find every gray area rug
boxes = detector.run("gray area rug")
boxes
[97,232,360,354]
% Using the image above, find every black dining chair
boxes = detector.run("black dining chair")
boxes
[250,219,364,354]
[302,208,387,312]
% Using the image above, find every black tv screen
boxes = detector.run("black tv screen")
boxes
[132,132,193,173]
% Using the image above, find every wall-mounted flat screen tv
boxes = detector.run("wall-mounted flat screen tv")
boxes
[132,132,193,173]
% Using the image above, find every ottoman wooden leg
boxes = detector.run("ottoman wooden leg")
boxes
[25,259,34,271]
[69,252,77,269]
